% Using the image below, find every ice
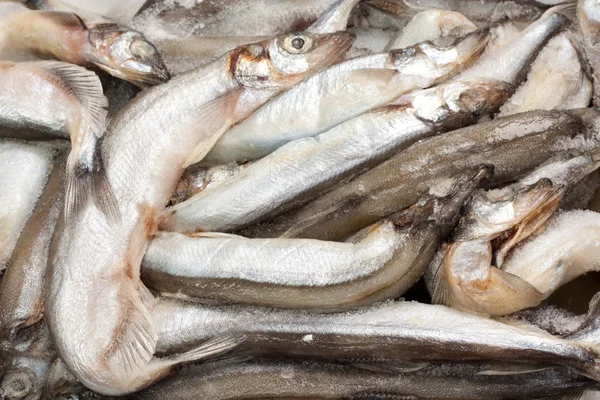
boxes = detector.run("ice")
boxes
[349,27,397,53]
[510,303,586,336]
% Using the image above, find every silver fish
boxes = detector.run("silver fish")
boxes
[501,210,600,302]
[153,296,600,382]
[0,60,116,221]
[154,0,361,75]
[0,9,169,86]
[426,153,600,316]
[203,29,490,165]
[45,31,353,396]
[498,33,593,117]
[0,140,60,273]
[365,0,569,23]
[238,109,600,241]
[385,8,476,50]
[129,359,596,400]
[162,78,508,234]
[144,168,486,310]
[578,0,600,106]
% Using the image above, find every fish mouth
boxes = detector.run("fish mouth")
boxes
[94,63,171,87]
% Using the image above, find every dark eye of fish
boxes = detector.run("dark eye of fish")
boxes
[291,37,305,50]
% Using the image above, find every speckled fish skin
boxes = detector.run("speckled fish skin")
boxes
[128,359,595,400]
[154,0,360,75]
[144,168,486,310]
[365,0,565,23]
[239,109,600,241]
[0,9,169,86]
[425,154,600,316]
[0,149,65,344]
[152,297,600,381]
[203,29,490,165]
[45,31,353,396]
[385,8,476,50]
[0,140,61,273]
[162,78,508,234]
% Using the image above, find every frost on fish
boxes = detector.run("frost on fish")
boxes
[386,9,476,50]
[0,140,56,273]
[427,154,600,316]
[498,33,592,117]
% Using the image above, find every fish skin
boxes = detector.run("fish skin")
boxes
[365,0,566,23]
[202,29,490,165]
[0,140,61,273]
[0,148,65,343]
[0,9,169,86]
[0,60,117,222]
[501,210,600,300]
[238,108,600,241]
[386,8,476,50]
[144,167,487,310]
[162,78,508,234]
[152,296,600,382]
[127,359,595,400]
[154,0,361,76]
[45,31,353,396]
[498,33,593,117]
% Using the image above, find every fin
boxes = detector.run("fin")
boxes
[183,89,242,168]
[64,157,91,222]
[362,0,416,17]
[476,365,551,376]
[37,11,86,29]
[105,299,157,380]
[138,283,158,310]
[45,359,86,398]
[351,360,429,373]
[429,246,456,308]
[30,60,108,139]
[157,334,245,366]
[544,3,576,21]
[188,231,243,239]
[91,146,120,223]
[308,0,361,34]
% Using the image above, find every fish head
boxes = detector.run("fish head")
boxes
[0,367,36,399]
[231,31,355,90]
[86,23,170,86]
[389,29,490,85]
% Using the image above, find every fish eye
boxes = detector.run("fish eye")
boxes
[431,36,458,49]
[282,33,313,54]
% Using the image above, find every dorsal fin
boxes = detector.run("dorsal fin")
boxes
[37,11,87,29]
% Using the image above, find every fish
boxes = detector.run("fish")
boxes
[238,108,600,241]
[0,60,117,221]
[0,9,169,86]
[154,0,361,75]
[202,29,490,165]
[500,210,600,303]
[0,149,65,343]
[578,0,600,106]
[426,153,600,316]
[45,30,353,396]
[145,167,487,310]
[498,33,592,117]
[129,359,596,400]
[385,9,476,50]
[169,162,244,206]
[152,295,600,383]
[0,139,62,273]
[162,78,509,234]
[365,0,570,23]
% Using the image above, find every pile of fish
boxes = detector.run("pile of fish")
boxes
[5,0,600,398]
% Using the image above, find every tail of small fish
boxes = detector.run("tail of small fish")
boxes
[28,61,119,222]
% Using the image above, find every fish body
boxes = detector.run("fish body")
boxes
[130,359,595,400]
[0,9,169,86]
[426,154,600,316]
[145,169,486,310]
[239,108,600,241]
[163,78,509,234]
[498,33,592,117]
[203,29,490,165]
[153,296,600,382]
[578,0,600,106]
[386,9,476,50]
[0,140,60,272]
[45,31,353,395]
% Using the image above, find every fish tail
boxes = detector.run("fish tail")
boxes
[91,146,120,224]
[64,152,92,222]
